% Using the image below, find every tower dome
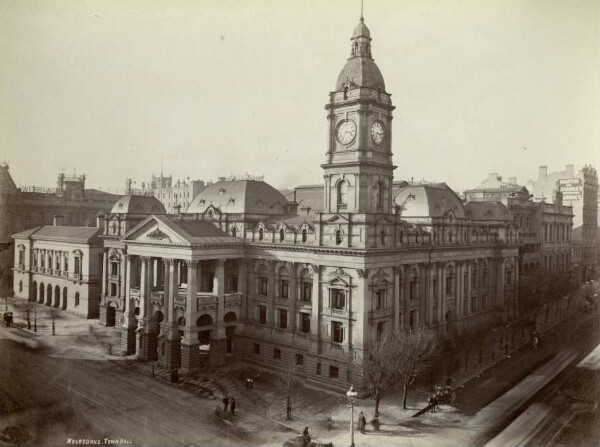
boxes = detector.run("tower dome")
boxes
[335,17,385,91]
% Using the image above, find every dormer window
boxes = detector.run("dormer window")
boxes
[232,227,237,238]
[258,228,264,241]
[337,181,348,211]
[335,230,343,245]
[301,229,308,243]
[279,229,285,242]
[343,86,349,100]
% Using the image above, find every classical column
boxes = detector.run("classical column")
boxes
[267,261,276,326]
[310,265,320,353]
[137,257,157,362]
[101,249,108,297]
[393,266,400,330]
[497,258,506,309]
[181,260,199,375]
[428,264,435,326]
[119,252,127,299]
[466,262,473,318]
[238,260,248,320]
[121,255,137,355]
[159,258,181,370]
[437,264,444,323]
[211,258,227,367]
[289,263,298,332]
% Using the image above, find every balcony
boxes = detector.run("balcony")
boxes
[324,307,350,318]
[368,307,394,321]
[130,288,140,298]
[224,293,242,307]
[298,300,312,310]
[197,295,217,312]
[150,291,164,306]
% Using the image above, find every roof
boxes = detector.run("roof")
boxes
[353,17,371,39]
[13,225,102,243]
[187,180,289,215]
[465,173,529,194]
[110,195,167,215]
[289,185,324,214]
[394,183,466,219]
[336,57,385,91]
[464,202,511,221]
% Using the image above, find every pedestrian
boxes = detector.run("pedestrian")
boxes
[428,395,437,413]
[302,427,311,447]
[230,397,236,415]
[222,396,229,413]
[246,377,251,389]
[250,378,254,389]
[450,389,457,406]
[533,334,539,351]
[359,411,367,434]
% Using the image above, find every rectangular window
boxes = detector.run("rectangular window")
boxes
[278,309,288,329]
[471,296,477,313]
[302,282,312,302]
[18,250,24,267]
[295,354,304,366]
[409,310,417,329]
[376,289,387,310]
[329,365,339,378]
[316,363,321,375]
[273,348,281,360]
[74,257,81,275]
[332,321,344,343]
[280,280,289,299]
[376,321,385,340]
[33,253,37,268]
[410,281,417,300]
[300,312,311,333]
[110,262,118,277]
[55,256,60,270]
[65,257,69,272]
[260,277,268,295]
[110,283,117,297]
[445,276,453,295]
[258,305,267,325]
[330,289,346,309]
[253,343,260,355]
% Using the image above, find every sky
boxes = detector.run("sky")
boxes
[1,0,598,194]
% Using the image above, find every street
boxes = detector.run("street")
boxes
[0,333,290,447]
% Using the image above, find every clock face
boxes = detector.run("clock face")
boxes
[336,119,357,145]
[371,121,385,145]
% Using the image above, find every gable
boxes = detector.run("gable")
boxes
[123,217,192,246]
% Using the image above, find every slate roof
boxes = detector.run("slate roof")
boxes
[12,226,102,243]
[464,202,511,221]
[111,195,166,215]
[394,183,466,219]
[187,180,288,215]
[336,57,385,91]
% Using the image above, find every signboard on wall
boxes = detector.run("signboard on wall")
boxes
[558,178,582,201]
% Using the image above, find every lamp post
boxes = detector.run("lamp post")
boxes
[346,385,358,447]
[34,305,37,332]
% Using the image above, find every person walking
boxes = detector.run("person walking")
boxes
[230,397,236,415]
[428,395,437,413]
[532,333,539,351]
[359,411,367,434]
[222,396,230,413]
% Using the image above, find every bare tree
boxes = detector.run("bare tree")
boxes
[353,327,436,414]
[277,357,298,420]
[397,328,436,410]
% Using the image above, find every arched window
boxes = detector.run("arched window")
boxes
[19,280,23,293]
[343,86,349,100]
[301,229,308,243]
[231,227,237,238]
[380,230,385,246]
[335,230,343,245]
[75,292,80,307]
[376,182,385,210]
[337,181,348,210]
[279,228,285,242]
[258,228,264,241]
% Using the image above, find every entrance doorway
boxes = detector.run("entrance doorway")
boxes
[106,304,116,327]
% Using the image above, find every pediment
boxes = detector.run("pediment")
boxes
[325,214,350,224]
[123,217,191,245]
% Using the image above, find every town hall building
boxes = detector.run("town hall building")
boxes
[90,16,519,391]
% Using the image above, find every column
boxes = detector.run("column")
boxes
[428,264,435,326]
[437,264,444,324]
[289,263,298,332]
[393,267,400,330]
[497,259,506,310]
[138,257,157,362]
[238,260,248,320]
[101,249,108,296]
[456,262,462,319]
[181,260,199,374]
[267,261,276,326]
[310,265,320,353]
[466,262,473,318]
[211,258,227,366]
[159,258,181,370]
[121,255,136,355]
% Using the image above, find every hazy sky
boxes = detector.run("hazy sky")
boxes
[1,0,598,194]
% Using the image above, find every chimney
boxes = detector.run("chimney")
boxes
[53,214,63,226]
[507,177,517,185]
[566,164,574,177]
[96,213,105,229]
[539,166,548,179]
[488,172,499,182]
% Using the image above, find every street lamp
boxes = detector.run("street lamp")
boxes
[34,305,37,332]
[346,385,358,447]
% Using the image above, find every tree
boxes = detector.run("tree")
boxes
[277,357,298,420]
[354,328,436,414]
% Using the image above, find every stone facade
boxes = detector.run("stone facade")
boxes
[12,225,104,318]
[0,164,118,296]
[125,174,207,214]
[93,17,520,392]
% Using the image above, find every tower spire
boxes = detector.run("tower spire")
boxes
[361,0,364,20]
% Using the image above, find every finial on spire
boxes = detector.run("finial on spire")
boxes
[360,0,364,21]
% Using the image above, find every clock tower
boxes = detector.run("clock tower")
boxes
[323,15,396,215]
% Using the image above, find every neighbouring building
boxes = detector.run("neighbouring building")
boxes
[12,223,104,318]
[0,164,119,297]
[125,174,208,214]
[465,173,574,291]
[91,16,520,392]
[527,165,598,280]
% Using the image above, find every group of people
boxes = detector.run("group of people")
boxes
[222,396,236,415]
[245,377,255,389]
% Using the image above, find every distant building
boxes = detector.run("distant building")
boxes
[125,174,208,214]
[0,163,118,296]
[465,173,574,284]
[527,165,598,279]
[12,223,104,318]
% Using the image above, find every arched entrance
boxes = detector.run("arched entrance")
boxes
[39,283,45,304]
[196,314,213,350]
[46,284,52,306]
[106,303,117,327]
[62,288,68,310]
[31,281,37,302]
[54,286,60,308]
